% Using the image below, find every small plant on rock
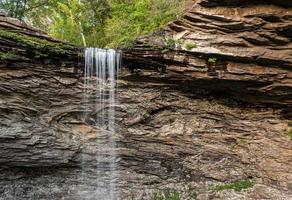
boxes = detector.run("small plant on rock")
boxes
[152,189,181,200]
[0,51,15,61]
[213,179,255,192]
[166,37,176,49]
[208,57,217,64]
[185,42,197,50]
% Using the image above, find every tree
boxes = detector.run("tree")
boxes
[48,0,109,47]
[0,0,28,18]
[1,0,186,47]
[104,0,186,47]
[1,0,110,47]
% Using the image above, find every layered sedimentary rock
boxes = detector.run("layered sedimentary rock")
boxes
[123,0,292,106]
[0,14,82,68]
[1,72,292,199]
[0,1,292,200]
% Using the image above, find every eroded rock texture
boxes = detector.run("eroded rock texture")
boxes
[0,67,291,199]
[123,0,292,106]
[0,1,292,200]
[0,15,82,67]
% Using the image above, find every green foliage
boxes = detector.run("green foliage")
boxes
[0,51,15,60]
[105,0,186,48]
[185,42,197,50]
[49,0,109,47]
[213,179,255,192]
[0,0,60,20]
[152,189,181,200]
[0,0,27,19]
[1,0,109,46]
[208,57,217,64]
[1,0,187,47]
[166,37,176,49]
[0,28,72,58]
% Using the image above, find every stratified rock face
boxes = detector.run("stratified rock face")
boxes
[199,0,292,7]
[0,15,82,67]
[0,65,292,199]
[123,0,292,106]
[0,16,83,167]
[0,3,292,200]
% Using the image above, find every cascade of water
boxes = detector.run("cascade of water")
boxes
[82,48,121,200]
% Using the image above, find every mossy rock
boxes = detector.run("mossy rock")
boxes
[213,179,255,192]
[0,51,16,61]
[0,28,75,60]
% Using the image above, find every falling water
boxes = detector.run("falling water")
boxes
[82,48,121,200]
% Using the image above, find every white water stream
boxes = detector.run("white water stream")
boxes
[82,48,121,200]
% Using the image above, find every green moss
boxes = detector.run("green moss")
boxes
[33,51,49,58]
[0,51,15,61]
[0,29,73,58]
[213,179,255,192]
[185,42,197,50]
[208,57,217,64]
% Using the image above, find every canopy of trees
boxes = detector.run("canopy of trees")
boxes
[0,0,186,47]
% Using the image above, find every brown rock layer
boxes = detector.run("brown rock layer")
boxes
[123,0,292,106]
[199,0,292,7]
[0,15,82,68]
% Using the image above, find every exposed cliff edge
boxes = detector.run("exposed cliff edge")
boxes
[0,13,82,68]
[123,0,292,107]
[0,2,292,200]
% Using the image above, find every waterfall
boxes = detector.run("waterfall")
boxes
[82,48,121,200]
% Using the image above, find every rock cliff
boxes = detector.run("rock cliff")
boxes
[124,0,292,107]
[0,1,292,199]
